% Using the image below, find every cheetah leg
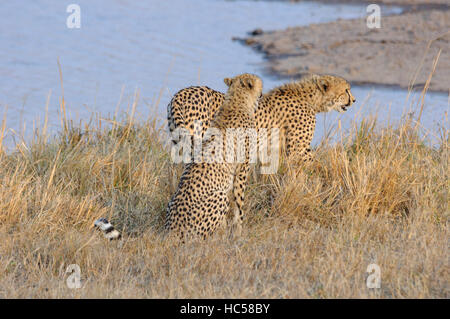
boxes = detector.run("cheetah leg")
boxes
[285,134,314,171]
[168,162,178,195]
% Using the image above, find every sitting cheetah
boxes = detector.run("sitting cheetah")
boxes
[94,74,262,241]
[166,73,263,240]
[168,74,356,165]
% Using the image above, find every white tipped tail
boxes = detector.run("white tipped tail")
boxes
[94,217,121,240]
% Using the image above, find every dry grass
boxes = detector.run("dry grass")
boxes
[0,95,448,298]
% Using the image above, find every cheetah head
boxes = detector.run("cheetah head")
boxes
[315,75,356,113]
[224,73,263,103]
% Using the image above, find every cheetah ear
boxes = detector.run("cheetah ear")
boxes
[241,78,254,90]
[318,78,329,93]
[224,78,233,87]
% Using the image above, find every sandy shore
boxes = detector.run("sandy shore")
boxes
[288,0,449,7]
[243,8,449,92]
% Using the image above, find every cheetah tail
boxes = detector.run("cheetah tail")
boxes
[93,217,121,240]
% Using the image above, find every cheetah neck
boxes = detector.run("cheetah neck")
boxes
[266,80,323,110]
[257,83,319,127]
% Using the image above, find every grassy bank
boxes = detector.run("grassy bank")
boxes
[0,101,448,298]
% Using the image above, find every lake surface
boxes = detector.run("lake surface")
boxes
[0,0,447,149]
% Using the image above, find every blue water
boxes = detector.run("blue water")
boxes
[0,0,447,148]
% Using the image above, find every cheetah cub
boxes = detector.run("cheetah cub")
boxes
[165,73,263,240]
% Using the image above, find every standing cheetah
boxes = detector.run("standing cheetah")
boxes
[166,73,263,240]
[168,74,356,165]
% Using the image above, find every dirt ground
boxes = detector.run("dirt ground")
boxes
[243,8,449,92]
